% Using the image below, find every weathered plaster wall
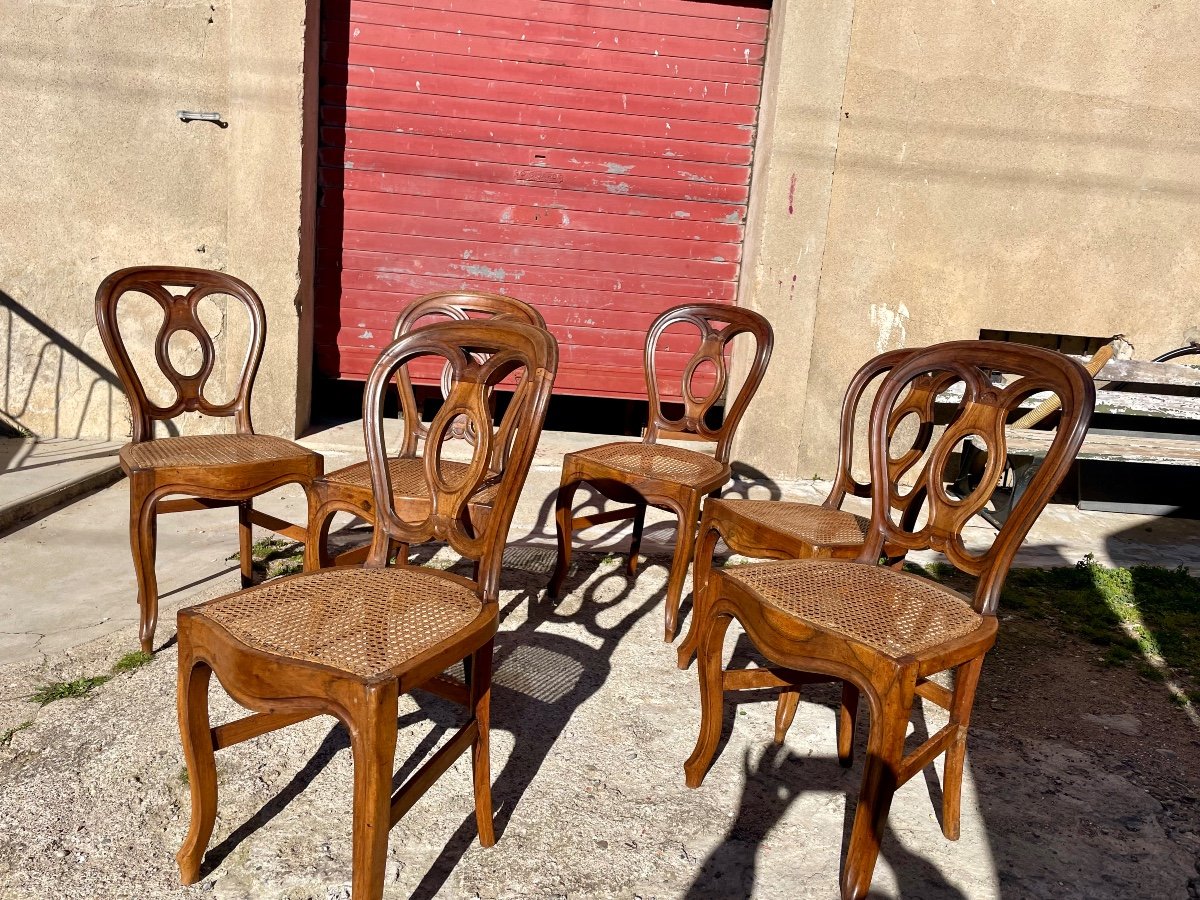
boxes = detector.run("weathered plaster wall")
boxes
[735,0,1200,479]
[0,0,315,441]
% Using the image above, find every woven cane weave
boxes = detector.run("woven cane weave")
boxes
[727,559,982,658]
[124,434,309,469]
[717,500,869,546]
[574,442,726,486]
[327,458,499,504]
[202,568,483,678]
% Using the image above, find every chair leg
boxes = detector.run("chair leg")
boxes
[941,656,984,841]
[838,682,861,768]
[662,495,702,643]
[304,495,333,572]
[683,608,733,788]
[348,680,400,900]
[676,518,721,669]
[548,476,582,598]
[238,500,254,588]
[469,640,496,846]
[841,681,913,900]
[774,688,801,745]
[626,501,647,575]
[176,649,217,885]
[130,488,159,654]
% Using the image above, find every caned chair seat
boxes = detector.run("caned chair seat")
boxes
[712,499,870,547]
[121,434,315,473]
[570,441,728,489]
[200,567,485,679]
[726,559,983,660]
[326,457,500,505]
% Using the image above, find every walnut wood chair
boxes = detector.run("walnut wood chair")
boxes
[175,318,558,898]
[95,267,323,653]
[676,351,959,683]
[305,290,546,570]
[683,341,1094,900]
[548,303,773,641]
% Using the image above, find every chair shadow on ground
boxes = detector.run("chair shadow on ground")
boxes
[197,543,667,895]
[682,634,967,900]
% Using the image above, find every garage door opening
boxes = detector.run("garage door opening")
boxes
[311,0,771,433]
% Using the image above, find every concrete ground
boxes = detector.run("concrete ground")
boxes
[1,426,1199,897]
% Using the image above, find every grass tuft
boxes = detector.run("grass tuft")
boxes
[1,720,33,746]
[30,675,112,706]
[1000,555,1200,703]
[112,650,154,674]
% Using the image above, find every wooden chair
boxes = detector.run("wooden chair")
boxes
[683,341,1094,900]
[95,266,323,653]
[676,350,957,676]
[305,290,545,570]
[548,303,773,641]
[175,318,558,898]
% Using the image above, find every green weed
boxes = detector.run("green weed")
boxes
[30,675,112,706]
[112,650,154,673]
[1,721,33,746]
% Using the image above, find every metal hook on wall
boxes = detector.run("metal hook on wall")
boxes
[176,111,228,128]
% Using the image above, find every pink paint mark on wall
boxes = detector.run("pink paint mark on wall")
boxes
[788,173,796,214]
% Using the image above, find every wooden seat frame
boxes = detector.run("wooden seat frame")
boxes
[95,266,323,653]
[548,303,773,641]
[683,341,1094,900]
[305,290,545,570]
[175,319,558,898]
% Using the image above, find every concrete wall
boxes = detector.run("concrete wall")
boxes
[6,0,1198,479]
[0,0,315,441]
[734,0,1200,479]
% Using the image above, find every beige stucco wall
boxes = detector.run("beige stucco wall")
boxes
[0,0,315,441]
[734,0,1200,479]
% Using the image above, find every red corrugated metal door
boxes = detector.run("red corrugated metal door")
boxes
[315,0,770,400]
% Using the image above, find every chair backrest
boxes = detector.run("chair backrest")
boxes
[643,303,773,464]
[855,341,1094,614]
[824,348,961,530]
[363,318,558,601]
[391,291,546,463]
[95,266,265,442]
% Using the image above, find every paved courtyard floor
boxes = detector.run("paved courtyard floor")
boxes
[1,428,1199,897]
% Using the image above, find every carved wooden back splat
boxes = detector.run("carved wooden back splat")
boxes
[856,341,1095,614]
[391,291,545,467]
[363,319,558,601]
[643,304,773,463]
[95,266,265,442]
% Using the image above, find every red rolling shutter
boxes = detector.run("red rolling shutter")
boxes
[315,0,770,399]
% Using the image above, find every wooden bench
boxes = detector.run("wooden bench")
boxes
[954,353,1200,519]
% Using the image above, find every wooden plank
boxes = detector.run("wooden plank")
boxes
[318,300,667,333]
[323,169,747,225]
[328,238,737,281]
[330,0,768,64]
[1092,392,1200,419]
[329,0,770,41]
[332,183,745,242]
[325,127,753,187]
[329,41,764,106]
[321,210,739,262]
[324,105,754,167]
[323,147,750,205]
[998,428,1200,466]
[557,0,770,22]
[325,85,755,148]
[329,249,737,294]
[322,21,765,83]
[1089,356,1200,388]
